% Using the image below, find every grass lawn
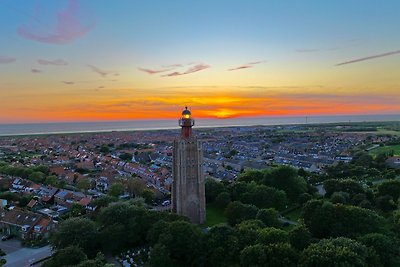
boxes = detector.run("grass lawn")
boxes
[283,207,302,223]
[369,144,400,156]
[205,204,227,227]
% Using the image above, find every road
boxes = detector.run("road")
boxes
[4,245,52,267]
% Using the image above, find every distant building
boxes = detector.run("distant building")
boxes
[172,107,206,224]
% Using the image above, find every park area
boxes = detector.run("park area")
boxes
[205,204,227,227]
[369,144,400,157]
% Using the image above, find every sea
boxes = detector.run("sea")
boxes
[0,114,399,136]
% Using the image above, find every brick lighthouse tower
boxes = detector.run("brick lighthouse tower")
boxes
[172,107,205,224]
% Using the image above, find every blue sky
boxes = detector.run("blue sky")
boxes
[0,0,400,122]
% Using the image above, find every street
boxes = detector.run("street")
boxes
[3,245,52,267]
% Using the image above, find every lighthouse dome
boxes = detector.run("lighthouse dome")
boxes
[182,107,191,118]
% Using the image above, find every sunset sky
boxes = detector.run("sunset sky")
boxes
[0,0,400,123]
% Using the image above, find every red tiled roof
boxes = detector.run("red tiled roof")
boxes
[27,199,37,208]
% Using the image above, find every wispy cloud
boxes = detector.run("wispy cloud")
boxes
[228,65,252,71]
[162,64,183,68]
[228,60,266,71]
[62,81,75,85]
[0,56,16,64]
[162,63,210,77]
[336,50,400,66]
[17,0,95,44]
[248,60,266,65]
[37,59,68,66]
[31,68,42,73]
[139,63,188,75]
[138,67,172,74]
[162,71,182,77]
[87,65,118,77]
[185,63,210,74]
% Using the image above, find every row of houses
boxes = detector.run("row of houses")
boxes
[0,208,57,240]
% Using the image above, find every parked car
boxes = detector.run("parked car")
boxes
[1,234,13,241]
[162,200,171,206]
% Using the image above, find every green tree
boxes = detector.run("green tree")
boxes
[50,217,99,257]
[149,244,175,267]
[119,152,132,162]
[323,179,364,197]
[375,195,396,212]
[205,178,224,203]
[358,233,400,267]
[44,175,58,186]
[91,195,117,209]
[256,208,280,228]
[99,145,110,154]
[330,191,349,204]
[240,184,287,210]
[141,188,155,204]
[377,180,400,201]
[214,191,231,209]
[30,171,45,183]
[240,243,298,267]
[42,245,87,267]
[76,252,111,267]
[257,227,288,245]
[302,200,387,238]
[266,166,307,202]
[299,237,371,267]
[76,178,91,191]
[240,244,266,267]
[235,220,265,250]
[155,220,205,266]
[62,203,85,218]
[108,183,124,197]
[225,201,258,225]
[238,170,265,184]
[127,177,145,197]
[263,242,298,267]
[289,224,311,250]
[205,224,239,267]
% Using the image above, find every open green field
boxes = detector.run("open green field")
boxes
[205,204,227,227]
[377,128,400,136]
[369,144,400,156]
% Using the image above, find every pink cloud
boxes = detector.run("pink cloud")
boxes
[138,67,172,74]
[162,63,210,77]
[37,59,68,66]
[17,0,95,44]
[31,68,42,73]
[0,56,16,64]
[228,65,252,71]
[87,65,118,77]
[184,63,209,74]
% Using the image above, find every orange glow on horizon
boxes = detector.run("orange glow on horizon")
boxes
[1,93,399,124]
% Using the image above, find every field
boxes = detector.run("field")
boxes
[369,144,400,156]
[205,204,227,227]
[377,127,400,136]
